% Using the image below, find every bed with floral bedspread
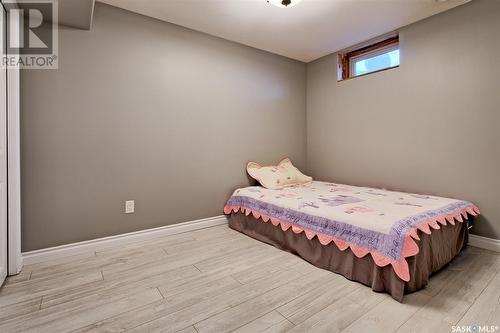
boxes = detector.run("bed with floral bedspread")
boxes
[224,181,479,286]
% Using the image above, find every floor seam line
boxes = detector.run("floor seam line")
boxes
[452,270,499,327]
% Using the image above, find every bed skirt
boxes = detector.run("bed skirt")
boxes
[228,212,469,302]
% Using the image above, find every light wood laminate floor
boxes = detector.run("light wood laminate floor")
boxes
[1,224,499,333]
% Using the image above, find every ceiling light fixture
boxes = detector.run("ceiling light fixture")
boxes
[267,0,303,8]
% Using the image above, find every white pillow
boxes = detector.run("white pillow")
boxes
[246,158,312,190]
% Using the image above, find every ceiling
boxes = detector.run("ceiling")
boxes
[97,0,469,62]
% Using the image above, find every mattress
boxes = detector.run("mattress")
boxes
[223,181,478,301]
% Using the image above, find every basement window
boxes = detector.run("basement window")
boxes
[338,35,399,81]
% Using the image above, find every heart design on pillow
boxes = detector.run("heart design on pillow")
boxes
[247,158,312,190]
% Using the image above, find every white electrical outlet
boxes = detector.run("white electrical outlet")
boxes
[125,200,135,214]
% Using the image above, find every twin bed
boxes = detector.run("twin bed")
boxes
[224,181,479,302]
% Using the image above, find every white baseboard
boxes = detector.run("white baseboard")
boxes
[22,215,228,265]
[469,234,500,253]
[23,216,496,265]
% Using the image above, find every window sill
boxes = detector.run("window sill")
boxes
[337,65,399,82]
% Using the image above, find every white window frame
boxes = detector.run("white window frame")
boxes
[350,43,400,78]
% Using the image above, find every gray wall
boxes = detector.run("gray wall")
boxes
[21,3,306,251]
[306,0,500,239]
[22,0,500,251]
